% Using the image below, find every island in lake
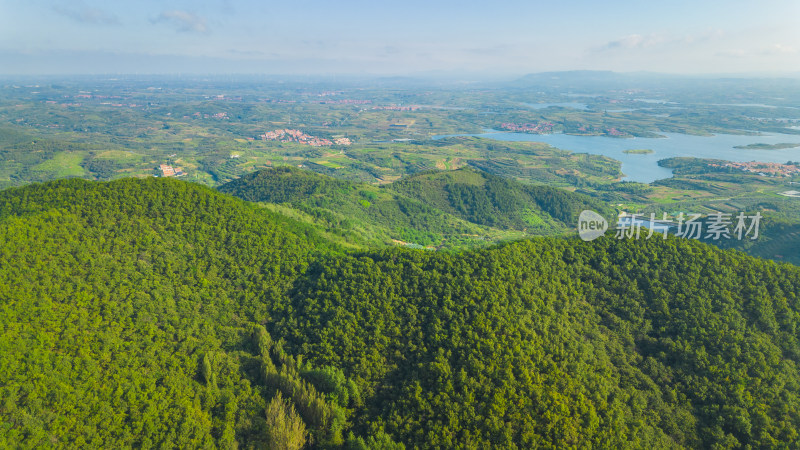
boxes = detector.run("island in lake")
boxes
[734,143,800,150]
[622,149,654,154]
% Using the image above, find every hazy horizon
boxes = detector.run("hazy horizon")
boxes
[3,70,800,83]
[3,0,800,76]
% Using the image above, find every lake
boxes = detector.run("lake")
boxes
[432,130,800,183]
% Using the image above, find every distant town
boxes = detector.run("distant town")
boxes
[500,122,555,134]
[709,161,800,177]
[499,121,627,136]
[371,105,422,111]
[258,129,351,147]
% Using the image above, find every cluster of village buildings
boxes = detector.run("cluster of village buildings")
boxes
[158,164,185,177]
[497,122,625,137]
[320,99,372,105]
[602,127,625,136]
[709,161,800,177]
[500,122,555,133]
[185,112,228,119]
[371,105,421,111]
[259,129,351,146]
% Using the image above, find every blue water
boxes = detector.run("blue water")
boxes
[432,130,800,183]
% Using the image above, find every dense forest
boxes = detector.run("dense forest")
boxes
[217,167,610,248]
[387,167,611,229]
[1,177,800,448]
[217,166,500,248]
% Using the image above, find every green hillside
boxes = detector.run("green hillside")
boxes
[0,178,367,448]
[218,167,523,249]
[277,239,800,448]
[215,166,354,205]
[713,218,800,266]
[218,166,610,249]
[1,177,800,448]
[388,167,612,231]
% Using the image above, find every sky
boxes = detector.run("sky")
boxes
[1,0,799,76]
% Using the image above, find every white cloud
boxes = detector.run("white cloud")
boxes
[602,34,664,50]
[153,10,209,34]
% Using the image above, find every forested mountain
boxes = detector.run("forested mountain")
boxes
[2,177,800,448]
[217,166,355,205]
[277,239,800,448]
[218,166,609,249]
[388,167,611,230]
[712,217,800,266]
[0,178,362,448]
[218,166,501,248]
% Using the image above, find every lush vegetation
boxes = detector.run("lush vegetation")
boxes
[3,76,799,267]
[276,239,800,448]
[622,149,654,154]
[388,167,612,230]
[2,74,800,447]
[2,177,800,448]
[0,177,347,448]
[217,166,515,248]
[218,166,609,248]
